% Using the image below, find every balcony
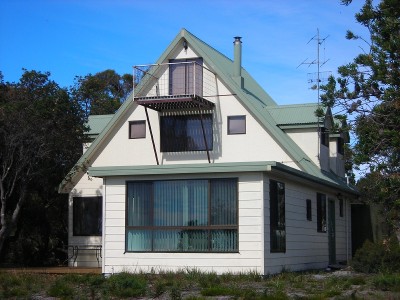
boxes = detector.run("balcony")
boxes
[133,61,217,112]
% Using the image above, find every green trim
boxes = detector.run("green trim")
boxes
[89,161,275,177]
[88,161,358,196]
[273,163,358,195]
[278,124,319,129]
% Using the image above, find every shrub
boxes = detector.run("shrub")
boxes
[107,272,147,298]
[351,237,400,273]
[48,277,75,298]
[373,274,400,292]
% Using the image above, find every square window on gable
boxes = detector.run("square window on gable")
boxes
[228,115,246,135]
[129,120,146,139]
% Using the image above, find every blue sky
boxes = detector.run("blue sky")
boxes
[0,0,367,105]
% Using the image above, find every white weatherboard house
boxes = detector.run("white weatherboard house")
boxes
[60,29,358,275]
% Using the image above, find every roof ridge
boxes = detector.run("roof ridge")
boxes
[181,28,234,64]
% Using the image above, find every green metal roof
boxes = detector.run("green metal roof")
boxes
[59,28,351,193]
[87,114,114,137]
[266,103,322,126]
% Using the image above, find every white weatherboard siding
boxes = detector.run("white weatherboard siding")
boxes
[335,199,352,263]
[102,172,264,275]
[263,174,351,274]
[68,174,103,267]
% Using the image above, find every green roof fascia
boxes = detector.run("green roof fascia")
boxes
[89,161,276,177]
[278,124,319,130]
[88,161,358,196]
[272,162,359,196]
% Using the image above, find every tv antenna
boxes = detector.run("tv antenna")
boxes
[298,29,331,162]
[297,28,331,106]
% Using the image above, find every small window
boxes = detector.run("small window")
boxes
[228,115,246,135]
[337,137,344,155]
[317,193,327,232]
[129,120,146,139]
[306,199,312,221]
[73,196,102,236]
[320,127,329,147]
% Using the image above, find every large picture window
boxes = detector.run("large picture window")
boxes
[317,193,327,232]
[126,178,238,252]
[270,180,286,252]
[73,196,102,236]
[160,114,213,152]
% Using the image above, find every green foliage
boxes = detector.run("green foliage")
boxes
[70,69,133,117]
[0,70,86,262]
[373,273,400,292]
[0,273,40,298]
[48,277,75,299]
[320,0,400,233]
[107,272,147,298]
[351,237,400,273]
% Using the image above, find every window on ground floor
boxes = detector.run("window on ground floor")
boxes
[126,178,238,252]
[73,196,102,236]
[306,199,312,221]
[270,180,286,253]
[317,193,327,232]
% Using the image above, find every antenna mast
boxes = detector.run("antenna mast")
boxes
[297,28,330,162]
[297,28,330,106]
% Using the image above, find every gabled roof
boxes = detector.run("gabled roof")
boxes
[59,28,352,193]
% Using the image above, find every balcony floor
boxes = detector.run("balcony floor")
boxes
[135,94,214,111]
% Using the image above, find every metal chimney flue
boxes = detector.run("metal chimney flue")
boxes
[233,36,242,77]
[233,36,243,88]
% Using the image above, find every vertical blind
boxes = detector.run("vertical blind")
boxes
[126,178,238,252]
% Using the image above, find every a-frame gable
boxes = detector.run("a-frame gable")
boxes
[60,28,336,192]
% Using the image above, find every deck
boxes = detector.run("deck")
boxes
[0,267,101,274]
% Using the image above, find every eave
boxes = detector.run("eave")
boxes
[88,161,359,196]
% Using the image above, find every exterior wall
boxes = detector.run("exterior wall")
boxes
[91,77,297,170]
[102,172,264,275]
[68,173,103,267]
[335,198,352,263]
[285,128,319,168]
[263,174,351,274]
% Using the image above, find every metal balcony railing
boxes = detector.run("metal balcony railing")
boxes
[133,61,217,111]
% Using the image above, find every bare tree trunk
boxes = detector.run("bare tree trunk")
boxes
[0,184,26,256]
